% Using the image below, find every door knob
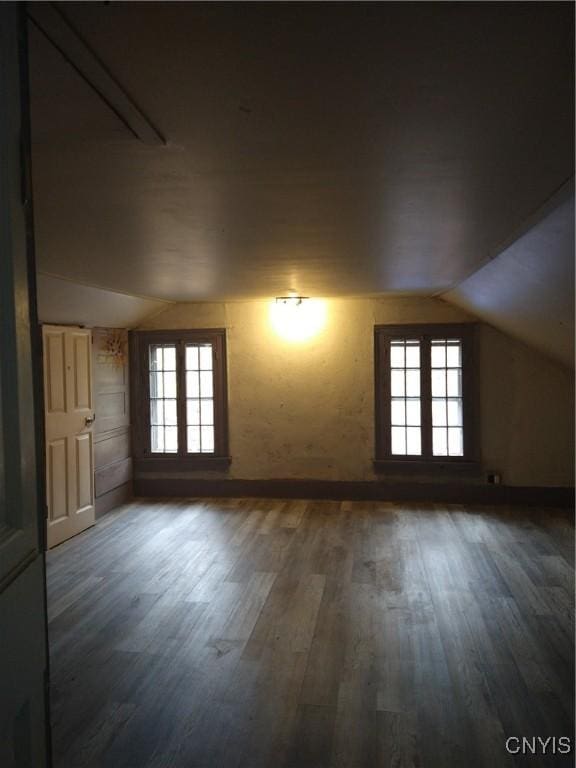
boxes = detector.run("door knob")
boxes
[85,414,96,426]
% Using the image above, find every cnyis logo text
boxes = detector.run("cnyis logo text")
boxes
[505,736,572,756]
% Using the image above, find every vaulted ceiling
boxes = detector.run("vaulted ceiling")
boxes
[29,2,574,363]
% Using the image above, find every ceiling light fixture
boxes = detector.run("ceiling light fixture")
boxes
[275,294,309,307]
[270,293,327,342]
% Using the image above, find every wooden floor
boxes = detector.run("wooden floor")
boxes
[47,499,575,768]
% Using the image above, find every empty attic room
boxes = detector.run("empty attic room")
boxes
[0,2,574,768]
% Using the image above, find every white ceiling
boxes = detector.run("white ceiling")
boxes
[28,2,574,303]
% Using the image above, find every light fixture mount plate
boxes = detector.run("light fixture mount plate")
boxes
[275,295,309,306]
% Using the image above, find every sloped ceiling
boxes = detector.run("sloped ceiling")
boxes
[443,184,575,368]
[37,274,170,328]
[28,2,574,302]
[28,3,574,358]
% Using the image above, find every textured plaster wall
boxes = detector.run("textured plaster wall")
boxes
[478,324,574,487]
[138,297,574,487]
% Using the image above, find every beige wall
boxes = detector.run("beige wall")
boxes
[138,297,574,487]
[478,324,574,487]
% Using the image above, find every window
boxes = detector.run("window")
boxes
[374,324,477,463]
[132,329,229,467]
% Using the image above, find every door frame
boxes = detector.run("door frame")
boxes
[0,4,52,766]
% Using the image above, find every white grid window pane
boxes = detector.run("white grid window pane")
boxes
[200,399,214,425]
[447,399,463,427]
[187,426,201,453]
[185,343,216,454]
[431,344,446,368]
[388,339,421,456]
[151,426,163,452]
[391,370,405,397]
[150,371,163,399]
[391,399,406,425]
[406,399,421,426]
[187,399,200,424]
[446,370,461,397]
[199,371,213,398]
[164,371,177,399]
[432,399,447,427]
[149,344,178,454]
[164,399,177,426]
[391,426,406,455]
[201,426,215,453]
[446,344,461,367]
[163,347,176,370]
[165,427,178,452]
[186,346,199,370]
[405,370,420,397]
[187,371,200,397]
[431,340,463,458]
[406,427,421,455]
[390,344,405,368]
[405,345,420,368]
[150,346,163,371]
[431,370,446,397]
[199,347,213,370]
[433,427,448,456]
[448,427,464,457]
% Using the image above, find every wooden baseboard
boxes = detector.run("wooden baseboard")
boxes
[95,481,133,519]
[134,477,575,508]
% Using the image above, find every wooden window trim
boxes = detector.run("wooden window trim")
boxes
[130,328,230,468]
[374,323,479,465]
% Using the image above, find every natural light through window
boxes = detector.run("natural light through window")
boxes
[390,339,422,455]
[431,339,464,456]
[378,326,470,461]
[185,344,215,453]
[149,344,178,453]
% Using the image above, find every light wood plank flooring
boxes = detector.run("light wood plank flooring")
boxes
[47,499,575,768]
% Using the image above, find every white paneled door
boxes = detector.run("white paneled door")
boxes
[43,325,95,548]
